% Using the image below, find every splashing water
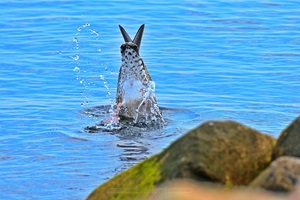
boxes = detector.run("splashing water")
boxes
[76,22,90,35]
[134,81,165,125]
[102,105,122,130]
[96,73,123,131]
[82,22,90,27]
[70,22,105,110]
[98,80,165,132]
[90,29,99,36]
[70,54,80,61]
[73,66,80,72]
[73,37,79,49]
[70,22,165,132]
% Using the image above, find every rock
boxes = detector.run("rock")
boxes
[157,121,275,185]
[250,156,300,192]
[273,116,300,159]
[87,156,163,200]
[148,179,287,200]
[87,121,276,200]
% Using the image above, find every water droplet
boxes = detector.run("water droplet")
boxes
[90,29,99,36]
[99,75,104,80]
[73,37,79,44]
[83,22,90,27]
[77,26,82,32]
[73,66,80,71]
[103,82,110,90]
[80,80,83,84]
[81,100,88,106]
[97,48,102,52]
[70,54,80,61]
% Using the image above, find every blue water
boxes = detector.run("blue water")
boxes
[1,0,300,199]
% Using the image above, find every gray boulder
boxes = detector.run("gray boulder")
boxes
[273,116,300,159]
[250,156,300,192]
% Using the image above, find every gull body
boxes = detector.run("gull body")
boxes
[116,24,162,123]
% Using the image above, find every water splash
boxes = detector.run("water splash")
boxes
[70,54,80,61]
[82,22,90,27]
[73,37,79,49]
[90,29,99,36]
[102,107,122,130]
[99,80,165,132]
[134,81,165,125]
[99,75,122,130]
[71,22,104,110]
[81,95,89,106]
[70,22,165,132]
[76,22,90,34]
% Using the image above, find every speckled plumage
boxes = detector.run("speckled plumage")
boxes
[116,25,161,122]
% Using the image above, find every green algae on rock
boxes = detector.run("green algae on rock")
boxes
[87,120,276,199]
[87,156,163,200]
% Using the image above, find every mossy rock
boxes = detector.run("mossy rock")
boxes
[87,121,276,200]
[273,116,300,159]
[87,156,163,200]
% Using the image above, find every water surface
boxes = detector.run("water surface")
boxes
[1,0,300,199]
